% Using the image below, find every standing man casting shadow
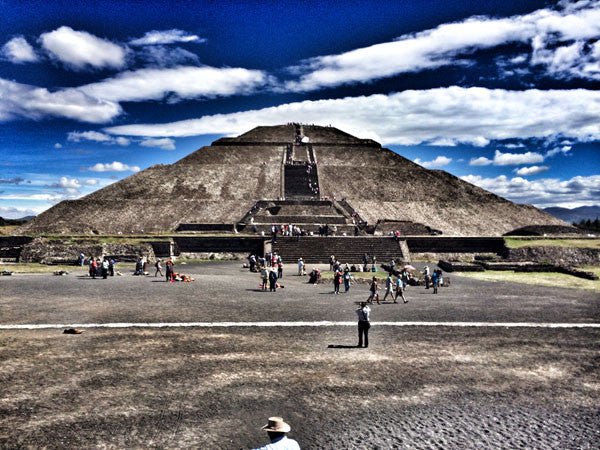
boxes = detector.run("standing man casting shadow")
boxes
[356,301,371,348]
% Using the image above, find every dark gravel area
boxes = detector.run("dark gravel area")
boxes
[0,261,599,449]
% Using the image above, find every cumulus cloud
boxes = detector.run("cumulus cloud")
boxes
[40,26,127,70]
[284,1,600,91]
[140,138,175,150]
[54,143,63,148]
[546,145,572,158]
[104,87,600,147]
[79,66,270,103]
[115,137,130,146]
[513,165,550,175]
[2,36,39,63]
[130,29,204,46]
[414,156,452,168]
[0,78,121,123]
[469,156,493,166]
[461,173,600,207]
[46,176,82,189]
[84,179,98,185]
[491,150,544,166]
[87,161,140,172]
[68,131,112,142]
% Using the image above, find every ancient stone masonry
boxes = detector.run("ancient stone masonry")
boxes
[17,124,568,236]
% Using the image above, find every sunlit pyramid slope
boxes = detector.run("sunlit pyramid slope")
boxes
[19,124,567,236]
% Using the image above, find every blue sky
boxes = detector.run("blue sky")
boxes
[1,0,599,218]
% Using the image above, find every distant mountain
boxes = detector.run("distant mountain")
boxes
[17,215,36,221]
[543,206,600,224]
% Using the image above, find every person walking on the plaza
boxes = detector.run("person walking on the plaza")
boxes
[90,257,97,279]
[269,267,278,292]
[109,258,115,276]
[343,266,351,292]
[395,275,407,303]
[166,259,174,282]
[432,269,439,294]
[260,266,269,291]
[367,276,380,304]
[297,257,305,276]
[401,268,409,289]
[356,301,371,348]
[78,252,85,266]
[155,259,164,277]
[333,269,342,294]
[253,416,300,450]
[101,258,109,279]
[382,273,394,303]
[329,255,335,271]
[424,265,431,289]
[278,261,283,279]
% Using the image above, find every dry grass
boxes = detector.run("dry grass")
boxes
[504,238,600,249]
[0,225,19,235]
[455,269,600,292]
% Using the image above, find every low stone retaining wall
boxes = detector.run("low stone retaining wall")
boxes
[505,246,600,266]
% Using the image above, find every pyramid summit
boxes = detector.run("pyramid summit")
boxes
[20,123,566,236]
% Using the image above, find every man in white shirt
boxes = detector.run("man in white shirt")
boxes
[253,417,300,450]
[356,301,371,348]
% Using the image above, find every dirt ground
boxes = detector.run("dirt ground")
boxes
[1,261,599,449]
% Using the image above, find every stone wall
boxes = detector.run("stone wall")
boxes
[505,246,600,266]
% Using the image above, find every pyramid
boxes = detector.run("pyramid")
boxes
[19,124,566,236]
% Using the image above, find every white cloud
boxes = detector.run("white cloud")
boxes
[79,66,269,103]
[67,130,132,146]
[513,165,550,175]
[284,1,600,91]
[54,143,62,148]
[0,78,122,123]
[115,137,130,146]
[460,173,600,207]
[469,156,493,166]
[130,29,204,46]
[104,87,600,147]
[492,150,544,166]
[504,142,525,149]
[50,176,82,189]
[0,206,41,219]
[87,161,140,172]
[0,193,65,201]
[84,179,99,185]
[2,36,39,63]
[414,156,452,168]
[137,45,200,67]
[140,138,175,150]
[68,130,112,142]
[40,26,127,70]
[545,145,572,158]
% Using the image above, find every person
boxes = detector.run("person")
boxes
[260,266,269,291]
[269,267,278,292]
[308,268,320,285]
[367,276,380,305]
[395,276,407,303]
[329,255,335,271]
[101,258,109,279]
[253,417,300,450]
[297,258,304,276]
[135,257,144,276]
[382,273,394,302]
[401,268,409,289]
[362,253,369,268]
[166,259,174,282]
[424,265,431,289]
[278,262,283,279]
[155,259,163,277]
[356,301,371,348]
[343,267,351,292]
[109,258,115,276]
[78,252,85,266]
[89,257,96,278]
[432,269,439,294]
[333,269,342,294]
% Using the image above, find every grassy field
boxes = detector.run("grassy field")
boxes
[0,262,138,274]
[455,268,600,293]
[504,237,600,249]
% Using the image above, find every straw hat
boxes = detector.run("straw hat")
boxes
[262,417,291,433]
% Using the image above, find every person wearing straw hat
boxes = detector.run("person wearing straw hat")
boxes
[253,416,300,449]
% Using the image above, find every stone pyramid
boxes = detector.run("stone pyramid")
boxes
[19,124,566,236]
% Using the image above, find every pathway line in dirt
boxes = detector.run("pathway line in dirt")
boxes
[1,321,600,330]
